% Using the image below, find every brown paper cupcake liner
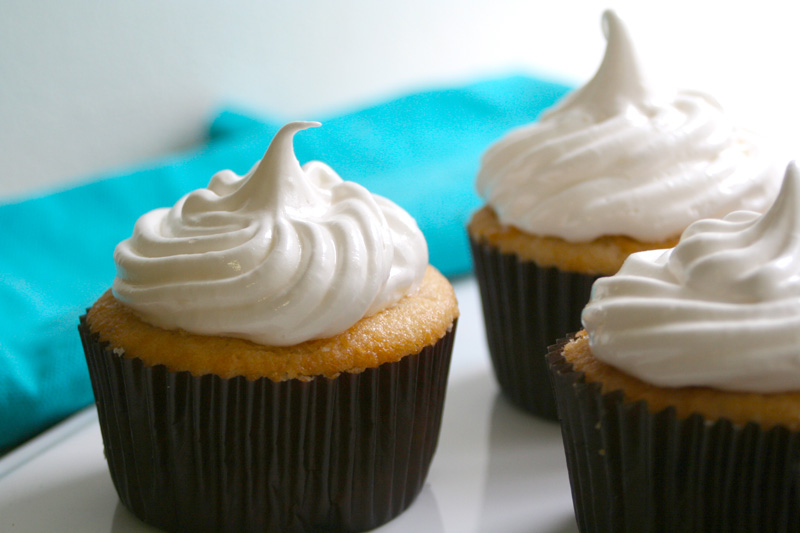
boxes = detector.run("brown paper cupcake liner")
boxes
[469,236,597,419]
[547,336,800,533]
[79,316,457,533]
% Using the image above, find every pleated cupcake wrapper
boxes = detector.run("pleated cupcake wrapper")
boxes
[547,336,800,533]
[469,236,597,419]
[79,316,457,533]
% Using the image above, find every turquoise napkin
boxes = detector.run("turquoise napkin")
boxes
[0,74,570,454]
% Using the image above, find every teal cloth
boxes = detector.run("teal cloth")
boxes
[0,74,570,454]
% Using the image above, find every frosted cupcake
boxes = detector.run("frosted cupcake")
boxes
[468,10,780,419]
[548,162,800,531]
[79,122,459,532]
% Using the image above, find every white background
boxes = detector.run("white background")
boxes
[2,1,800,201]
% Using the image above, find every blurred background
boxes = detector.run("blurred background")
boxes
[3,0,800,202]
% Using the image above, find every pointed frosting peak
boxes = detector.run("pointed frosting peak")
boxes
[113,121,428,346]
[241,121,322,211]
[583,161,800,393]
[257,121,320,178]
[761,160,800,228]
[666,161,800,303]
[476,11,780,243]
[544,10,651,120]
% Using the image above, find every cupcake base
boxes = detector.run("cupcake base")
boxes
[79,317,457,533]
[470,237,596,419]
[548,336,800,532]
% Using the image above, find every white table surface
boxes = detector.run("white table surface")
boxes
[0,276,578,533]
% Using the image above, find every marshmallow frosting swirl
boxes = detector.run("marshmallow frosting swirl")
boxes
[113,121,428,346]
[582,163,800,393]
[476,10,780,243]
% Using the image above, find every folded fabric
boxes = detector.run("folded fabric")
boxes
[0,74,570,454]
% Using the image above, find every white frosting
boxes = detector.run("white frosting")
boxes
[477,10,780,242]
[113,121,428,346]
[582,162,800,393]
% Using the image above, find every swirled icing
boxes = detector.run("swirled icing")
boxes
[113,121,428,346]
[582,162,800,393]
[476,10,780,242]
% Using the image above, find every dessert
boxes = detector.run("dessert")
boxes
[79,121,459,532]
[548,162,800,531]
[468,10,780,419]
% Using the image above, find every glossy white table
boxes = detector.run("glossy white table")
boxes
[0,277,578,532]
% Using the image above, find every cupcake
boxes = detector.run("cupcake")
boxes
[79,121,459,532]
[548,162,800,531]
[468,10,781,419]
